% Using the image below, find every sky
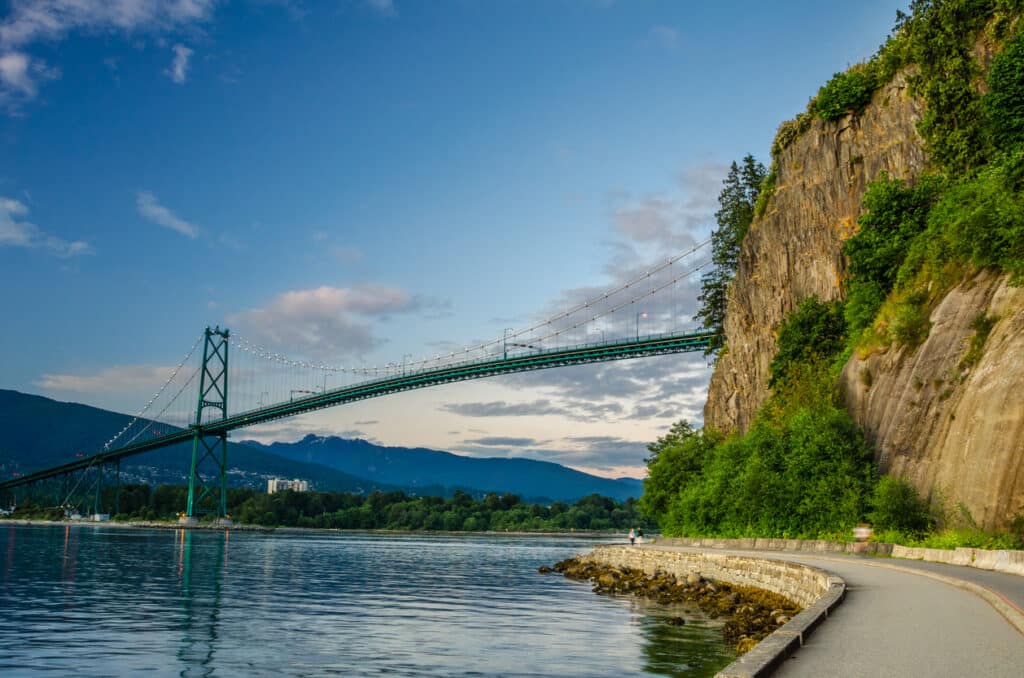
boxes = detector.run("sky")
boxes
[0,0,906,479]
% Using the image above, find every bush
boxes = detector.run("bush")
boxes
[769,297,847,387]
[927,160,1024,281]
[845,174,944,293]
[889,293,932,348]
[985,27,1024,149]
[844,279,886,337]
[814,66,878,121]
[870,475,931,535]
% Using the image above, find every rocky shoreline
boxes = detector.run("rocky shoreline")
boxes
[540,556,802,654]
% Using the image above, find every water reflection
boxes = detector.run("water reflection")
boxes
[177,529,226,676]
[0,527,735,676]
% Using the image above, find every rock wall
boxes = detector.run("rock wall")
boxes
[840,272,1024,528]
[587,545,841,609]
[704,72,927,433]
[702,68,1024,529]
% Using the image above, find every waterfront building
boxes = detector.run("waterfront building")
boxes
[267,478,310,494]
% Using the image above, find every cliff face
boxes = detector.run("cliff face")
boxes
[705,73,927,432]
[703,73,1024,529]
[840,272,1024,529]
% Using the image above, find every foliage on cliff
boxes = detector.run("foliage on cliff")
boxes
[695,155,766,345]
[642,368,876,538]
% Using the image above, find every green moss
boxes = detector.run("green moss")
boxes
[959,313,999,369]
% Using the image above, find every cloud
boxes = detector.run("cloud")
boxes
[366,0,397,17]
[440,399,567,418]
[0,0,218,110]
[229,284,421,359]
[136,190,199,238]
[612,196,678,247]
[330,245,363,264]
[35,364,178,393]
[0,196,92,256]
[648,25,680,50]
[166,44,193,84]
[463,436,545,448]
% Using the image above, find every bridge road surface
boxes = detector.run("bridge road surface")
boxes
[642,545,1024,677]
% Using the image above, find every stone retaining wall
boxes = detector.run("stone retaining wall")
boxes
[588,545,846,678]
[590,545,840,608]
[652,535,893,556]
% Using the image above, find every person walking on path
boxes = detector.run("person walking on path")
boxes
[628,528,636,545]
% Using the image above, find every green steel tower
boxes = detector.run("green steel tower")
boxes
[184,326,230,521]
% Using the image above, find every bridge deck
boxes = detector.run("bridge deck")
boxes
[0,330,714,490]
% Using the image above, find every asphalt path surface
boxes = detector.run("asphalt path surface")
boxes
[645,545,1024,677]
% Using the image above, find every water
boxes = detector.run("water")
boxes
[0,525,736,676]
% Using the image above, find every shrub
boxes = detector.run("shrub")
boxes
[814,66,878,121]
[844,279,886,337]
[870,475,932,535]
[890,293,932,348]
[769,297,847,387]
[985,27,1024,149]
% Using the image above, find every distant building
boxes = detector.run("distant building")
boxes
[267,478,309,494]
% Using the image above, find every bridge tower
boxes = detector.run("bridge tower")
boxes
[183,326,230,522]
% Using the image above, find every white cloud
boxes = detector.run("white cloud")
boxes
[648,25,680,50]
[366,0,397,17]
[0,0,218,110]
[166,43,193,84]
[229,284,421,359]
[35,364,178,393]
[0,195,92,256]
[136,190,200,238]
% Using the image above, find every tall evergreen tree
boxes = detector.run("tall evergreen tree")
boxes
[695,154,766,344]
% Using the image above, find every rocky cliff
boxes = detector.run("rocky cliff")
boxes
[705,72,927,432]
[840,272,1024,529]
[703,72,1024,529]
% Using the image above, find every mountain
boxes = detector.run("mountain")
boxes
[0,389,388,493]
[240,435,644,502]
[0,390,643,502]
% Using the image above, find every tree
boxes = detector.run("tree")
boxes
[639,421,721,526]
[696,155,767,340]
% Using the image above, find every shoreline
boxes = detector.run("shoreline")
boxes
[0,517,629,539]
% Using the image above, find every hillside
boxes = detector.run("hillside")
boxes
[0,389,393,493]
[0,390,642,502]
[241,435,644,502]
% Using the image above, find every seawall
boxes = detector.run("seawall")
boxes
[588,545,845,678]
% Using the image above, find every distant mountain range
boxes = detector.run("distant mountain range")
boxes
[0,390,643,502]
[240,435,644,502]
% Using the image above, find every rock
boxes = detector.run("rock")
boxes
[686,572,703,585]
[666,616,686,626]
[537,565,553,574]
[736,637,760,654]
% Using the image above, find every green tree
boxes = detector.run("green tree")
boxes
[696,155,767,339]
[639,422,721,526]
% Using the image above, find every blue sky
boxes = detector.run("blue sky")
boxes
[0,0,904,478]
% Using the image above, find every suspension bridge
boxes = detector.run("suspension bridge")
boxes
[0,241,717,521]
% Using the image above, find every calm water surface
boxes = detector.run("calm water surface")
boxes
[0,525,735,676]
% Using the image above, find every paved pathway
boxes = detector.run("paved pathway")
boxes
[645,545,1024,677]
